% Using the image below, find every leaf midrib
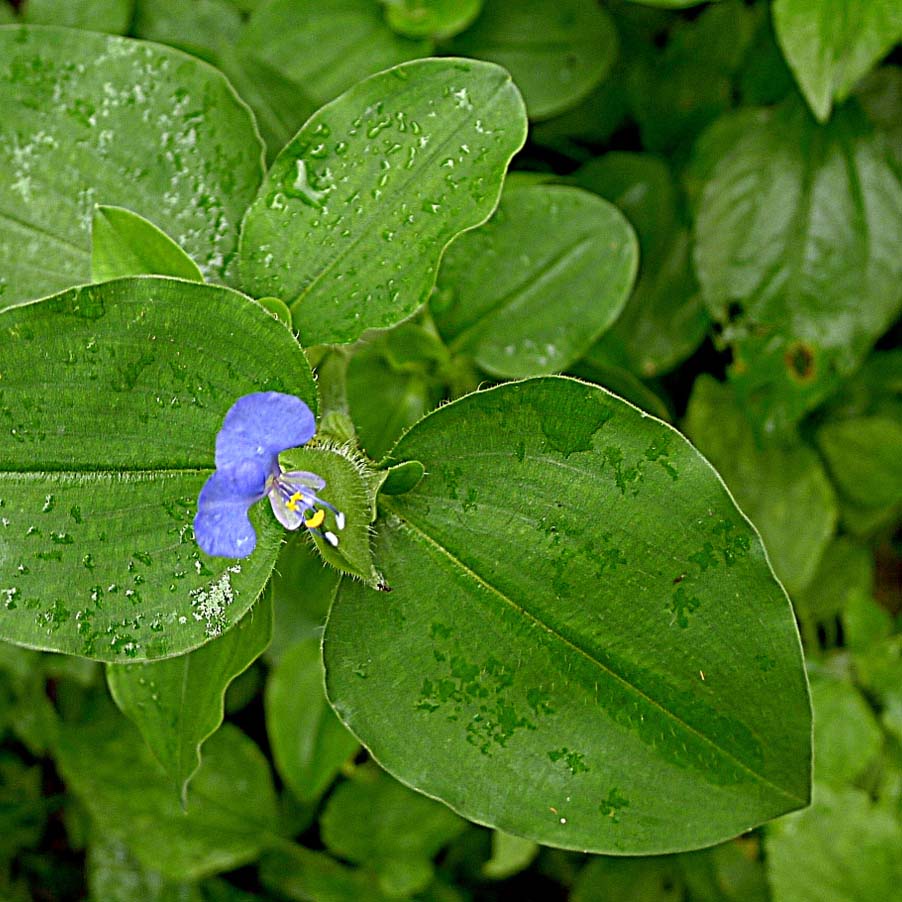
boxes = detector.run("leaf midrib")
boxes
[448,231,601,349]
[381,497,806,806]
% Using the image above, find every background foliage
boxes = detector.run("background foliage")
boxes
[0,0,899,899]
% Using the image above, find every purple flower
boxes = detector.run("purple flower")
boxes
[194,392,344,558]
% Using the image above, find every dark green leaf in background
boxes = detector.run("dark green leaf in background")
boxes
[320,763,466,896]
[91,205,205,283]
[265,636,359,803]
[87,833,203,902]
[132,0,243,64]
[347,323,447,462]
[106,594,273,804]
[0,277,315,660]
[266,538,340,666]
[432,184,638,377]
[0,27,264,307]
[684,376,837,596]
[693,95,902,432]
[326,377,811,854]
[773,0,902,122]
[766,785,902,902]
[481,831,539,880]
[448,0,618,120]
[626,1,757,155]
[239,0,429,107]
[260,845,392,902]
[809,675,882,787]
[58,712,280,881]
[239,57,527,345]
[793,537,873,627]
[816,416,902,510]
[19,0,133,33]
[574,152,708,378]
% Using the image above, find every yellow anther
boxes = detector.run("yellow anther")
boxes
[304,508,325,529]
[286,491,304,512]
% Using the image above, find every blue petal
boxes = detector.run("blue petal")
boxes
[194,470,263,558]
[215,392,316,482]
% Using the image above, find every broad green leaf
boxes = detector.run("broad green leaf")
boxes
[106,595,273,805]
[773,0,902,122]
[266,537,339,666]
[239,57,527,345]
[239,0,429,107]
[0,27,263,308]
[325,377,811,854]
[432,185,638,378]
[449,0,617,120]
[810,676,882,787]
[382,0,482,40]
[260,846,393,902]
[482,831,539,880]
[87,833,203,902]
[685,376,836,596]
[265,637,358,802]
[0,276,316,661]
[816,416,902,509]
[567,358,672,421]
[279,445,379,583]
[693,96,902,432]
[766,785,902,902]
[57,712,280,881]
[320,764,466,894]
[573,152,677,264]
[20,0,133,33]
[132,0,242,64]
[92,206,204,283]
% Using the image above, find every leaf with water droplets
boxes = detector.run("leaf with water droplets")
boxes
[91,205,204,283]
[0,276,316,662]
[0,26,263,308]
[107,593,273,806]
[448,0,618,119]
[325,376,811,854]
[239,57,527,345]
[432,184,638,378]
